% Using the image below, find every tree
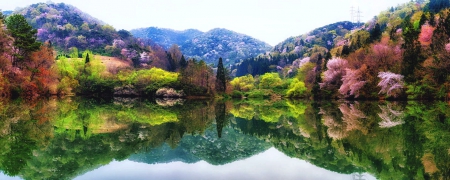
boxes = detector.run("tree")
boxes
[259,72,282,89]
[426,0,450,13]
[85,53,90,64]
[401,16,423,83]
[5,14,41,68]
[0,15,12,73]
[319,58,348,90]
[286,79,307,98]
[230,74,255,91]
[28,43,57,94]
[339,65,367,98]
[377,71,405,98]
[179,55,187,69]
[168,44,182,71]
[418,24,434,46]
[370,23,382,41]
[216,57,226,92]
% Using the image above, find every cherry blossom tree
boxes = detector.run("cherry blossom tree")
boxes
[377,71,405,98]
[338,65,367,98]
[419,24,434,46]
[319,57,348,89]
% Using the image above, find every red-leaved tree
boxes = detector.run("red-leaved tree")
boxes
[419,24,435,46]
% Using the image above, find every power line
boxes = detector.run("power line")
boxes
[350,6,355,23]
[356,7,363,26]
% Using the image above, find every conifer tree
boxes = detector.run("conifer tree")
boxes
[85,53,90,64]
[180,55,187,69]
[215,57,226,93]
[5,14,41,68]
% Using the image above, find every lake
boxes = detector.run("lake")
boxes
[0,97,449,179]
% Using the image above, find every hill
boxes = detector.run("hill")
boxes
[10,2,184,69]
[13,2,112,53]
[131,27,272,66]
[130,27,203,49]
[232,21,356,77]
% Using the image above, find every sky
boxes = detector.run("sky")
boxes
[2,0,410,46]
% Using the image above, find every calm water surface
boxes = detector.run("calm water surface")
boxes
[0,97,449,179]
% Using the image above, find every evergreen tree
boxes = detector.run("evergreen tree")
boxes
[215,103,226,138]
[401,16,423,82]
[312,53,323,99]
[370,23,382,42]
[85,53,90,64]
[323,51,332,71]
[426,0,450,13]
[5,14,41,68]
[180,55,187,69]
[215,57,226,93]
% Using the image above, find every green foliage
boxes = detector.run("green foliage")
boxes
[1,97,450,179]
[69,47,79,58]
[259,73,282,89]
[349,30,370,51]
[5,14,41,67]
[85,52,90,64]
[230,74,255,91]
[425,0,450,13]
[117,68,179,94]
[401,16,423,83]
[286,79,307,98]
[230,90,243,98]
[296,62,316,82]
[216,57,226,92]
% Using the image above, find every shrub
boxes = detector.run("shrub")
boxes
[286,79,307,98]
[259,73,282,89]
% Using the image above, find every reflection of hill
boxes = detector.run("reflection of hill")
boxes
[230,99,450,179]
[129,125,271,165]
[1,98,450,179]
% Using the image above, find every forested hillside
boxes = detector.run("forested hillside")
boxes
[232,21,356,77]
[229,0,450,100]
[131,27,272,66]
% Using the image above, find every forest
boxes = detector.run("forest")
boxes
[0,0,450,100]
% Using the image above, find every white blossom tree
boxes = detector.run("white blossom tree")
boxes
[377,71,404,98]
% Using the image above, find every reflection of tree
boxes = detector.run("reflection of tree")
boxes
[378,102,405,128]
[0,98,219,179]
[1,98,450,180]
[130,124,272,166]
[215,102,226,138]
[155,98,185,107]
[230,100,286,123]
[320,105,348,140]
[339,102,367,134]
[0,99,55,176]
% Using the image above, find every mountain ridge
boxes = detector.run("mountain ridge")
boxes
[131,26,272,66]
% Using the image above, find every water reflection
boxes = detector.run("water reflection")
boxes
[0,98,449,179]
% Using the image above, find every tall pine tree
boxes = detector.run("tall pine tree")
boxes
[5,14,41,68]
[85,53,90,64]
[179,55,187,69]
[215,57,226,93]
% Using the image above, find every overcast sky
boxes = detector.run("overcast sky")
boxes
[2,0,410,46]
